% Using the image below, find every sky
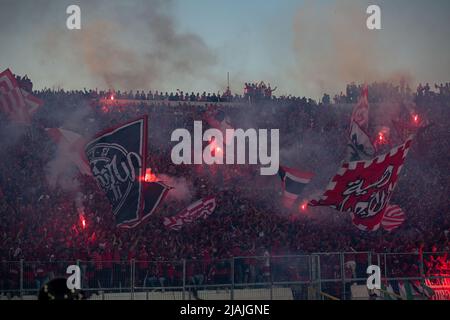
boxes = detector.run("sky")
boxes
[0,0,449,99]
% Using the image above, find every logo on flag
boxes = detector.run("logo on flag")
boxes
[346,121,376,161]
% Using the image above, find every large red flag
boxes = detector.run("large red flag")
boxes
[309,137,413,231]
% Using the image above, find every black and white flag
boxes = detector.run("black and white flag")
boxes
[85,116,149,228]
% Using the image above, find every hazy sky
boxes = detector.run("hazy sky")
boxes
[1,0,449,98]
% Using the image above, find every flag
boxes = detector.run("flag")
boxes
[85,116,149,228]
[46,128,92,176]
[163,196,216,231]
[121,181,172,229]
[411,280,434,299]
[399,281,415,300]
[309,137,413,231]
[379,280,398,300]
[351,85,369,131]
[381,204,406,232]
[278,166,314,199]
[384,283,397,300]
[346,121,376,161]
[21,88,43,115]
[399,280,433,300]
[0,68,30,124]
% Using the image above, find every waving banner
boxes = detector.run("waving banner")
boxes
[85,116,148,228]
[163,196,217,231]
[351,84,369,130]
[309,137,413,231]
[278,165,314,199]
[0,68,30,124]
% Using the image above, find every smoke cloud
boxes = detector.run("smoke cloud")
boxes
[63,0,217,91]
[158,174,193,203]
[290,0,415,99]
[44,102,98,191]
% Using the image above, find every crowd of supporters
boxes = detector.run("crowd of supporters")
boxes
[0,81,449,296]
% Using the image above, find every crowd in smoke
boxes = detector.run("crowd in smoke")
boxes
[0,82,449,297]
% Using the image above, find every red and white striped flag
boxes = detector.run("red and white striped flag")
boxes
[21,88,43,115]
[381,204,406,232]
[309,138,413,232]
[163,196,217,231]
[0,69,31,124]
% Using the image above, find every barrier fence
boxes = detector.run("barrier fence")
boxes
[1,252,449,300]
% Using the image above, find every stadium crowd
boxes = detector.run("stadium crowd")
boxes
[0,81,449,297]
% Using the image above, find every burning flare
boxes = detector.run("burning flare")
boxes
[79,215,87,229]
[412,113,420,125]
[300,202,308,212]
[144,168,158,182]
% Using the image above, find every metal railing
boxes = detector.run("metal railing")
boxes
[1,251,449,300]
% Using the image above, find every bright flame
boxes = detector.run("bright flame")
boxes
[110,94,115,101]
[378,132,385,143]
[80,215,87,229]
[300,202,308,212]
[413,114,419,124]
[144,168,158,182]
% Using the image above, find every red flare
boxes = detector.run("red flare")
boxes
[300,202,308,212]
[144,168,158,182]
[80,215,87,229]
